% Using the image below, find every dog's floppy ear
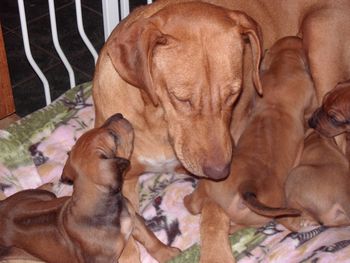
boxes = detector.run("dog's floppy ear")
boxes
[106,18,166,106]
[229,11,263,95]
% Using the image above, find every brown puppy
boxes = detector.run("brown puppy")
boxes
[283,130,350,232]
[184,36,317,262]
[0,113,179,263]
[309,80,350,137]
[93,1,263,206]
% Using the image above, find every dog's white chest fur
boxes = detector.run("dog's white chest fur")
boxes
[137,156,180,173]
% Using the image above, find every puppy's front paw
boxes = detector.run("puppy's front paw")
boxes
[280,216,320,232]
[183,193,203,215]
[155,246,181,263]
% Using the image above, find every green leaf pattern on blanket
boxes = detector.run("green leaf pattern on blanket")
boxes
[0,82,92,169]
[168,228,266,263]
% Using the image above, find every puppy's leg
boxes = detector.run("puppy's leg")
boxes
[123,161,146,211]
[199,199,234,263]
[132,214,180,263]
[118,237,141,263]
[183,181,207,215]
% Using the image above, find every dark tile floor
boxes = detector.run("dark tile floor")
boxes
[0,0,145,117]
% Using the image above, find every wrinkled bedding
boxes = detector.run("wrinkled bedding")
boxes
[1,82,350,263]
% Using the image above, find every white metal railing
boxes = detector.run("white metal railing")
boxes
[102,0,142,40]
[75,0,98,63]
[102,0,120,41]
[18,0,51,105]
[48,0,76,88]
[17,0,152,105]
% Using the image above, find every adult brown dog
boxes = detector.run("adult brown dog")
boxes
[283,130,350,232]
[93,1,263,206]
[92,0,350,207]
[309,80,350,137]
[0,113,179,263]
[184,36,317,262]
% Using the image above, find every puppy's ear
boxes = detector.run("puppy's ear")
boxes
[229,11,263,95]
[106,18,167,106]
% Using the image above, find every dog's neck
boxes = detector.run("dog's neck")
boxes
[68,180,125,225]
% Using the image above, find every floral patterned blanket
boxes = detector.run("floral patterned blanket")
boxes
[1,82,350,263]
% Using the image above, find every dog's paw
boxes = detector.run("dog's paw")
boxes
[154,246,181,263]
[282,216,320,232]
[183,194,202,215]
[298,217,319,228]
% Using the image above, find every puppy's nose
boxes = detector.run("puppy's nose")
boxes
[60,176,74,185]
[203,163,230,180]
[308,115,316,128]
[115,157,130,172]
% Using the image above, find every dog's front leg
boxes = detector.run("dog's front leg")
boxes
[199,199,235,263]
[132,214,180,263]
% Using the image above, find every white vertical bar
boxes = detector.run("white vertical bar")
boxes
[102,0,120,41]
[17,0,51,105]
[120,0,130,19]
[48,0,76,88]
[147,0,152,4]
[75,0,98,63]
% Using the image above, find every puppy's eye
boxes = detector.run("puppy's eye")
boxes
[99,153,109,159]
[328,115,343,126]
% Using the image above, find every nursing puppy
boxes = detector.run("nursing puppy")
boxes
[283,130,350,231]
[0,113,179,263]
[309,80,350,137]
[184,37,317,262]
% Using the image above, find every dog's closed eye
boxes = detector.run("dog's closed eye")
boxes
[328,114,346,126]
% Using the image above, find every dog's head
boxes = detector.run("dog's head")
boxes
[61,113,134,190]
[309,81,350,137]
[106,2,263,180]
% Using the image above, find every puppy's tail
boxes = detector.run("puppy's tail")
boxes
[238,181,301,218]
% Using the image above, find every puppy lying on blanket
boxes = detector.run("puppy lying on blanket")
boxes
[0,113,179,263]
[184,36,317,262]
[283,130,350,231]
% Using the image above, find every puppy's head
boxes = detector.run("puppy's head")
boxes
[260,36,309,73]
[107,2,263,180]
[308,81,350,137]
[61,113,134,190]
